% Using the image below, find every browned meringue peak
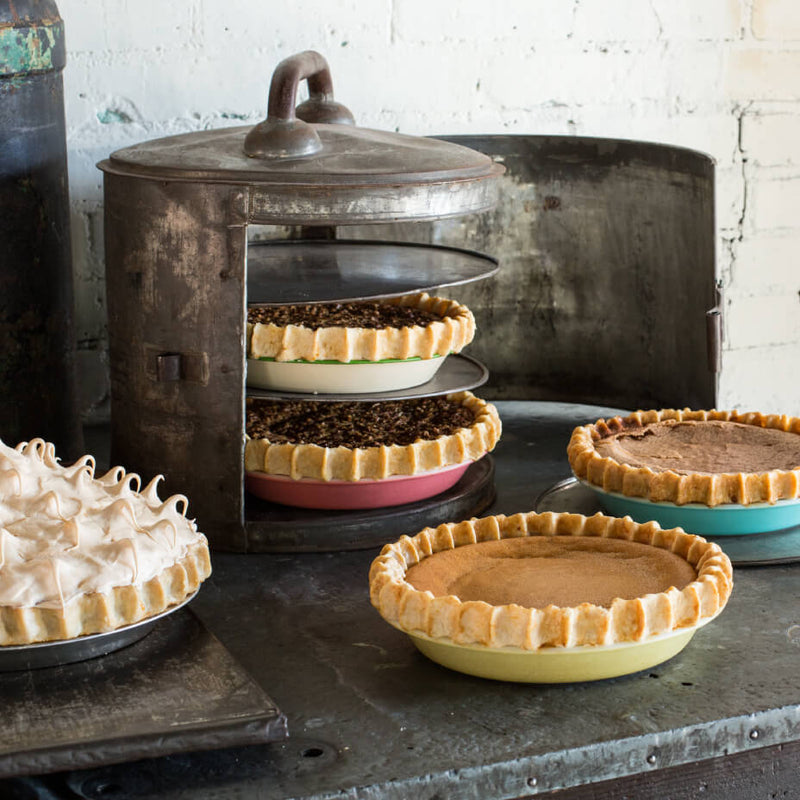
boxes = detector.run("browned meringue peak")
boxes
[0,437,206,609]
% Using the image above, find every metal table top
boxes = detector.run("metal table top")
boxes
[6,401,800,799]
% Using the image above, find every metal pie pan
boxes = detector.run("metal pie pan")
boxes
[0,591,199,672]
[246,239,498,306]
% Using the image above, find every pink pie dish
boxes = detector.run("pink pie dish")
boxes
[245,461,475,510]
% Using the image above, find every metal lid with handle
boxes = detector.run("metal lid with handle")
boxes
[98,50,503,222]
[244,50,355,160]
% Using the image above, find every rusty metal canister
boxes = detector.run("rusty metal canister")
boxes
[0,0,81,458]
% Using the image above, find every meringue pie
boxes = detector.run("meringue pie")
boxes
[0,438,211,646]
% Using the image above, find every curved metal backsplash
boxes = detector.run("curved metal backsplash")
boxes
[345,135,717,412]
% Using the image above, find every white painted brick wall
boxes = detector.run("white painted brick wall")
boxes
[56,0,800,418]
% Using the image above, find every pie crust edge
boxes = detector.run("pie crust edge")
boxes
[369,511,733,650]
[247,293,476,363]
[0,541,212,646]
[245,391,502,482]
[567,408,800,506]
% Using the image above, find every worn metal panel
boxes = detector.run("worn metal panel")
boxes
[0,0,81,458]
[0,608,286,779]
[346,135,717,411]
[103,176,247,551]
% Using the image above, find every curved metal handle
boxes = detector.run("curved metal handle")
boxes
[244,50,355,160]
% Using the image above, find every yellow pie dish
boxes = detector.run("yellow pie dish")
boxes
[369,510,732,682]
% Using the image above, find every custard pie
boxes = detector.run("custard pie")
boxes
[245,391,501,483]
[0,438,211,646]
[246,293,475,393]
[568,409,800,506]
[369,510,732,650]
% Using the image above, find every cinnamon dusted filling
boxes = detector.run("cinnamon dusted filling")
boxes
[246,397,475,449]
[248,301,440,330]
[595,420,800,475]
[406,536,696,609]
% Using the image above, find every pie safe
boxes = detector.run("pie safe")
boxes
[99,51,717,553]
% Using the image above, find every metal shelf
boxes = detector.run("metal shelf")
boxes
[246,239,498,305]
[245,353,488,402]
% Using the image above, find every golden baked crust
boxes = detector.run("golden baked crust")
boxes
[0,438,213,646]
[0,541,211,646]
[369,511,732,650]
[245,391,501,482]
[568,409,800,506]
[247,293,475,363]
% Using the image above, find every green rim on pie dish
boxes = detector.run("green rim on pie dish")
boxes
[246,294,474,393]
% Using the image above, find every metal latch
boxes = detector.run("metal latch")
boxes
[149,348,210,385]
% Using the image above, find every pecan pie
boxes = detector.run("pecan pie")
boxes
[244,391,501,481]
[369,511,732,649]
[247,293,475,363]
[568,409,800,506]
[0,438,211,646]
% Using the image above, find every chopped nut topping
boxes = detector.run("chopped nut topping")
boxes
[246,397,475,448]
[248,301,440,330]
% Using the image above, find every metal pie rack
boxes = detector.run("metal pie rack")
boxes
[98,50,505,552]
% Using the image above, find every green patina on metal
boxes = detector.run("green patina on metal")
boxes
[0,18,63,76]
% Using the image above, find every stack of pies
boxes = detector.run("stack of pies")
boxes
[0,437,211,646]
[245,294,501,510]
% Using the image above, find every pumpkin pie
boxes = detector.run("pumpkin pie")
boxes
[369,511,732,649]
[568,409,800,506]
[0,437,211,646]
[245,391,501,482]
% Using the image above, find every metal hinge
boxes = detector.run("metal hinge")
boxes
[706,280,724,374]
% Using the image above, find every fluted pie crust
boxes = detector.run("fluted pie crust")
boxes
[0,438,212,646]
[0,543,211,647]
[369,511,732,650]
[245,391,501,482]
[568,409,800,506]
[247,293,475,363]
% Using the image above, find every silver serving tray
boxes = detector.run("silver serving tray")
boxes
[534,477,800,566]
[0,591,198,672]
[246,353,489,402]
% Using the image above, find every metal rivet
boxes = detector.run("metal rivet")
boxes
[749,729,759,740]
[526,777,537,788]
[646,754,657,765]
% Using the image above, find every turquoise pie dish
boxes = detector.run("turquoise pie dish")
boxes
[581,480,800,536]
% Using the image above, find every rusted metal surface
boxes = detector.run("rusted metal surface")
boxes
[103,176,248,551]
[0,607,286,779]
[10,402,800,799]
[0,0,81,458]
[347,135,718,411]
